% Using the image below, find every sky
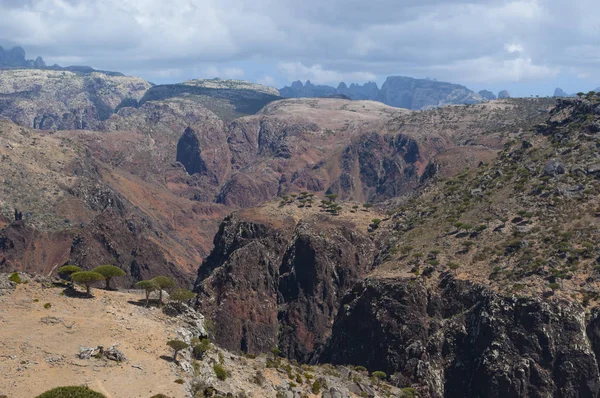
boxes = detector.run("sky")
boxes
[0,0,599,97]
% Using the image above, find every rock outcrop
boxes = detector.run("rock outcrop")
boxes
[478,90,497,100]
[194,207,376,361]
[0,46,40,68]
[498,90,511,99]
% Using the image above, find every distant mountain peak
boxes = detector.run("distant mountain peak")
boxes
[0,45,44,68]
[280,76,486,110]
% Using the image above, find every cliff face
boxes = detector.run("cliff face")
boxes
[321,276,600,397]
[194,205,377,361]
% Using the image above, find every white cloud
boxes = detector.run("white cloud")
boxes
[1,0,600,89]
[257,75,276,87]
[505,43,524,54]
[203,66,245,79]
[278,62,376,84]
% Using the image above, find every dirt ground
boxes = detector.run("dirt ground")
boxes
[0,282,186,398]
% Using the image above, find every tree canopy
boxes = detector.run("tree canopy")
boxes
[71,271,105,295]
[151,276,176,304]
[93,265,126,289]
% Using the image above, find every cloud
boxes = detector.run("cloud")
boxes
[278,62,376,84]
[203,66,245,79]
[0,0,599,90]
[257,75,277,87]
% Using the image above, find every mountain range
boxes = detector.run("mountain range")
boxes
[3,46,600,397]
[280,77,511,110]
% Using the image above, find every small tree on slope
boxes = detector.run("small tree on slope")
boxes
[71,271,105,296]
[151,276,176,304]
[93,265,126,290]
[136,280,159,307]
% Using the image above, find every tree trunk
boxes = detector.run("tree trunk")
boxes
[86,284,91,296]
[105,278,111,290]
[145,290,150,307]
[173,349,179,361]
[159,289,163,304]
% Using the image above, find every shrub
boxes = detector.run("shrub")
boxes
[136,280,159,307]
[214,363,227,380]
[311,380,321,394]
[192,338,211,359]
[174,378,185,384]
[151,276,176,304]
[167,340,189,361]
[92,265,126,290]
[35,386,106,398]
[354,366,367,372]
[44,303,52,309]
[71,271,105,296]
[401,387,419,398]
[8,272,22,284]
[372,371,387,380]
[447,262,460,274]
[271,347,282,357]
[169,288,195,303]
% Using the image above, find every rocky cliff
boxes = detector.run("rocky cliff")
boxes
[280,76,489,110]
[194,202,378,361]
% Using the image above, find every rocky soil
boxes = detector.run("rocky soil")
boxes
[0,273,404,398]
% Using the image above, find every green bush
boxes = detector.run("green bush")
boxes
[192,338,211,359]
[401,387,419,398]
[8,272,22,284]
[35,386,106,398]
[44,303,52,309]
[214,363,228,380]
[311,380,321,394]
[167,340,189,361]
[372,371,387,380]
[271,347,282,357]
[169,288,195,303]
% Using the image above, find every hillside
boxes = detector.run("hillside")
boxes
[192,97,600,397]
[0,69,151,129]
[0,96,554,286]
[0,273,405,398]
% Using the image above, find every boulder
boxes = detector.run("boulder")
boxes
[543,159,566,176]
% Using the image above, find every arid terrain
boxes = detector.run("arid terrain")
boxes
[4,65,599,397]
[0,273,406,397]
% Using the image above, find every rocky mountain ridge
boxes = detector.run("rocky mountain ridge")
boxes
[280,77,510,110]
